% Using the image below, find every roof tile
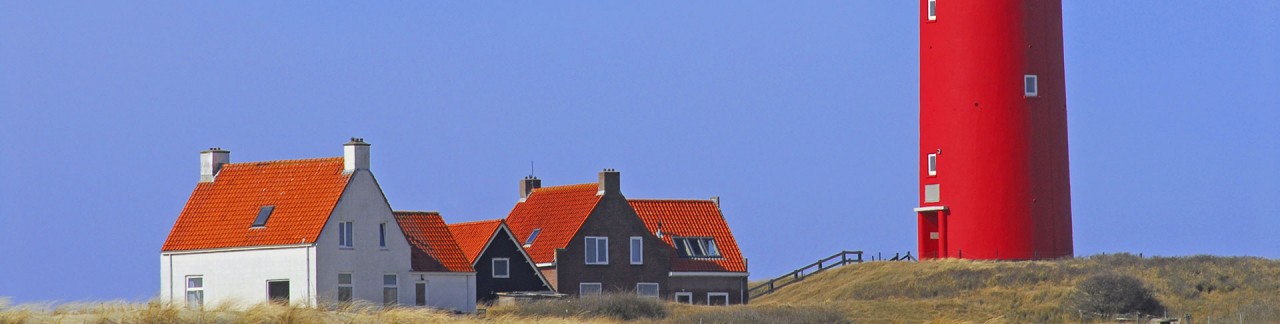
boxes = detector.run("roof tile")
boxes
[630,199,747,272]
[394,211,475,273]
[504,184,602,264]
[446,219,504,264]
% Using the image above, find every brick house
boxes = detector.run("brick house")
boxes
[447,219,554,302]
[502,169,749,304]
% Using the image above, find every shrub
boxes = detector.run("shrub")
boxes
[505,294,668,321]
[1071,273,1164,316]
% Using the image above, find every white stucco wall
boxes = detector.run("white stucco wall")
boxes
[410,272,477,313]
[315,170,416,306]
[161,245,316,307]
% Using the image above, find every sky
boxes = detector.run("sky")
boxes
[1,1,1277,303]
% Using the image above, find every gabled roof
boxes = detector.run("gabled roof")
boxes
[630,199,747,272]
[394,211,475,273]
[162,157,350,252]
[446,219,504,263]
[504,183,603,264]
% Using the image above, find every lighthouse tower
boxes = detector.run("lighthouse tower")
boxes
[916,0,1073,260]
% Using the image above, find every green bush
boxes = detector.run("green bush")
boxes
[1071,273,1164,316]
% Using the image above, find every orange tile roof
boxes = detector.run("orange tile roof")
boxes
[161,158,351,252]
[394,211,475,273]
[504,183,603,264]
[446,219,504,264]
[630,199,747,272]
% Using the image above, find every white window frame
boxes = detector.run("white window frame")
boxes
[185,275,204,308]
[630,236,643,265]
[337,273,353,302]
[339,221,354,248]
[928,153,938,177]
[378,223,387,248]
[674,292,693,304]
[928,0,937,21]
[707,292,730,306]
[1024,74,1039,97]
[383,273,399,306]
[579,282,603,297]
[636,282,660,299]
[492,258,510,278]
[585,236,608,265]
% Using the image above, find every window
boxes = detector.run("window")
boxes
[185,276,204,308]
[673,237,721,258]
[585,236,608,265]
[378,223,387,248]
[579,282,603,297]
[267,280,290,304]
[1024,74,1039,97]
[493,258,510,278]
[708,292,729,306]
[339,221,354,248]
[251,205,274,228]
[337,273,353,302]
[630,236,643,265]
[674,292,693,304]
[636,283,659,298]
[927,0,937,21]
[524,228,541,247]
[928,153,938,176]
[383,274,398,306]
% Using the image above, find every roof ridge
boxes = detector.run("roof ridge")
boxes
[629,198,717,202]
[394,210,441,215]
[533,183,597,191]
[448,219,503,226]
[225,157,342,166]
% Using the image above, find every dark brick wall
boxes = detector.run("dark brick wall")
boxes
[474,228,553,302]
[553,191,673,297]
[667,276,749,305]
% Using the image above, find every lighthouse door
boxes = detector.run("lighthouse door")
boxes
[919,212,941,259]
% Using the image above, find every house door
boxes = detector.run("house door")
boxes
[267,280,290,304]
[415,282,428,306]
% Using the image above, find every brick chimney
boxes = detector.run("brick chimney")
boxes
[520,175,541,202]
[199,147,230,183]
[598,168,620,195]
[343,138,370,173]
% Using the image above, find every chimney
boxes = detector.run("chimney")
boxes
[199,147,230,183]
[711,196,720,207]
[343,137,370,173]
[598,168,620,195]
[519,175,542,202]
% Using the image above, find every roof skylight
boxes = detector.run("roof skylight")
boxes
[251,205,275,228]
[524,228,541,247]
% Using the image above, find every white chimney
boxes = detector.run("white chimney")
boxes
[344,138,370,173]
[199,147,230,183]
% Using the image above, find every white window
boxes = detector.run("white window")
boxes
[673,237,721,258]
[378,223,387,248]
[708,292,729,306]
[383,274,399,306]
[928,0,937,21]
[337,273,353,302]
[339,221,354,248]
[928,153,938,176]
[1024,74,1039,97]
[636,283,659,298]
[185,276,204,308]
[585,236,608,265]
[674,292,693,304]
[579,282,603,297]
[493,258,510,278]
[630,236,643,265]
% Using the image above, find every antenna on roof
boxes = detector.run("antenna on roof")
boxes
[530,160,535,177]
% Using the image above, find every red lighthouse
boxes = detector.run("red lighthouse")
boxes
[916,0,1073,260]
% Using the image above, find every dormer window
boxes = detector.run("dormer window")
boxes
[673,237,721,258]
[251,205,274,228]
[524,228,541,247]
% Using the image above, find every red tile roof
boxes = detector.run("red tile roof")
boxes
[394,211,475,273]
[504,183,603,264]
[630,199,747,272]
[162,158,351,252]
[446,219,504,264]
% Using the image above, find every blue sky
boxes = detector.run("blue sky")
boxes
[1,1,1277,303]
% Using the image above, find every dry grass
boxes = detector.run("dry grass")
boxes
[753,253,1280,323]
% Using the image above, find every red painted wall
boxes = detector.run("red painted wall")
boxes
[918,0,1073,260]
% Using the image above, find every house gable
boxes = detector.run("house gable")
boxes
[450,220,554,301]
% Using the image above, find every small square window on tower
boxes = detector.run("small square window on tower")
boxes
[1024,74,1039,97]
[928,0,937,21]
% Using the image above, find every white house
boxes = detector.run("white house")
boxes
[160,139,477,312]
